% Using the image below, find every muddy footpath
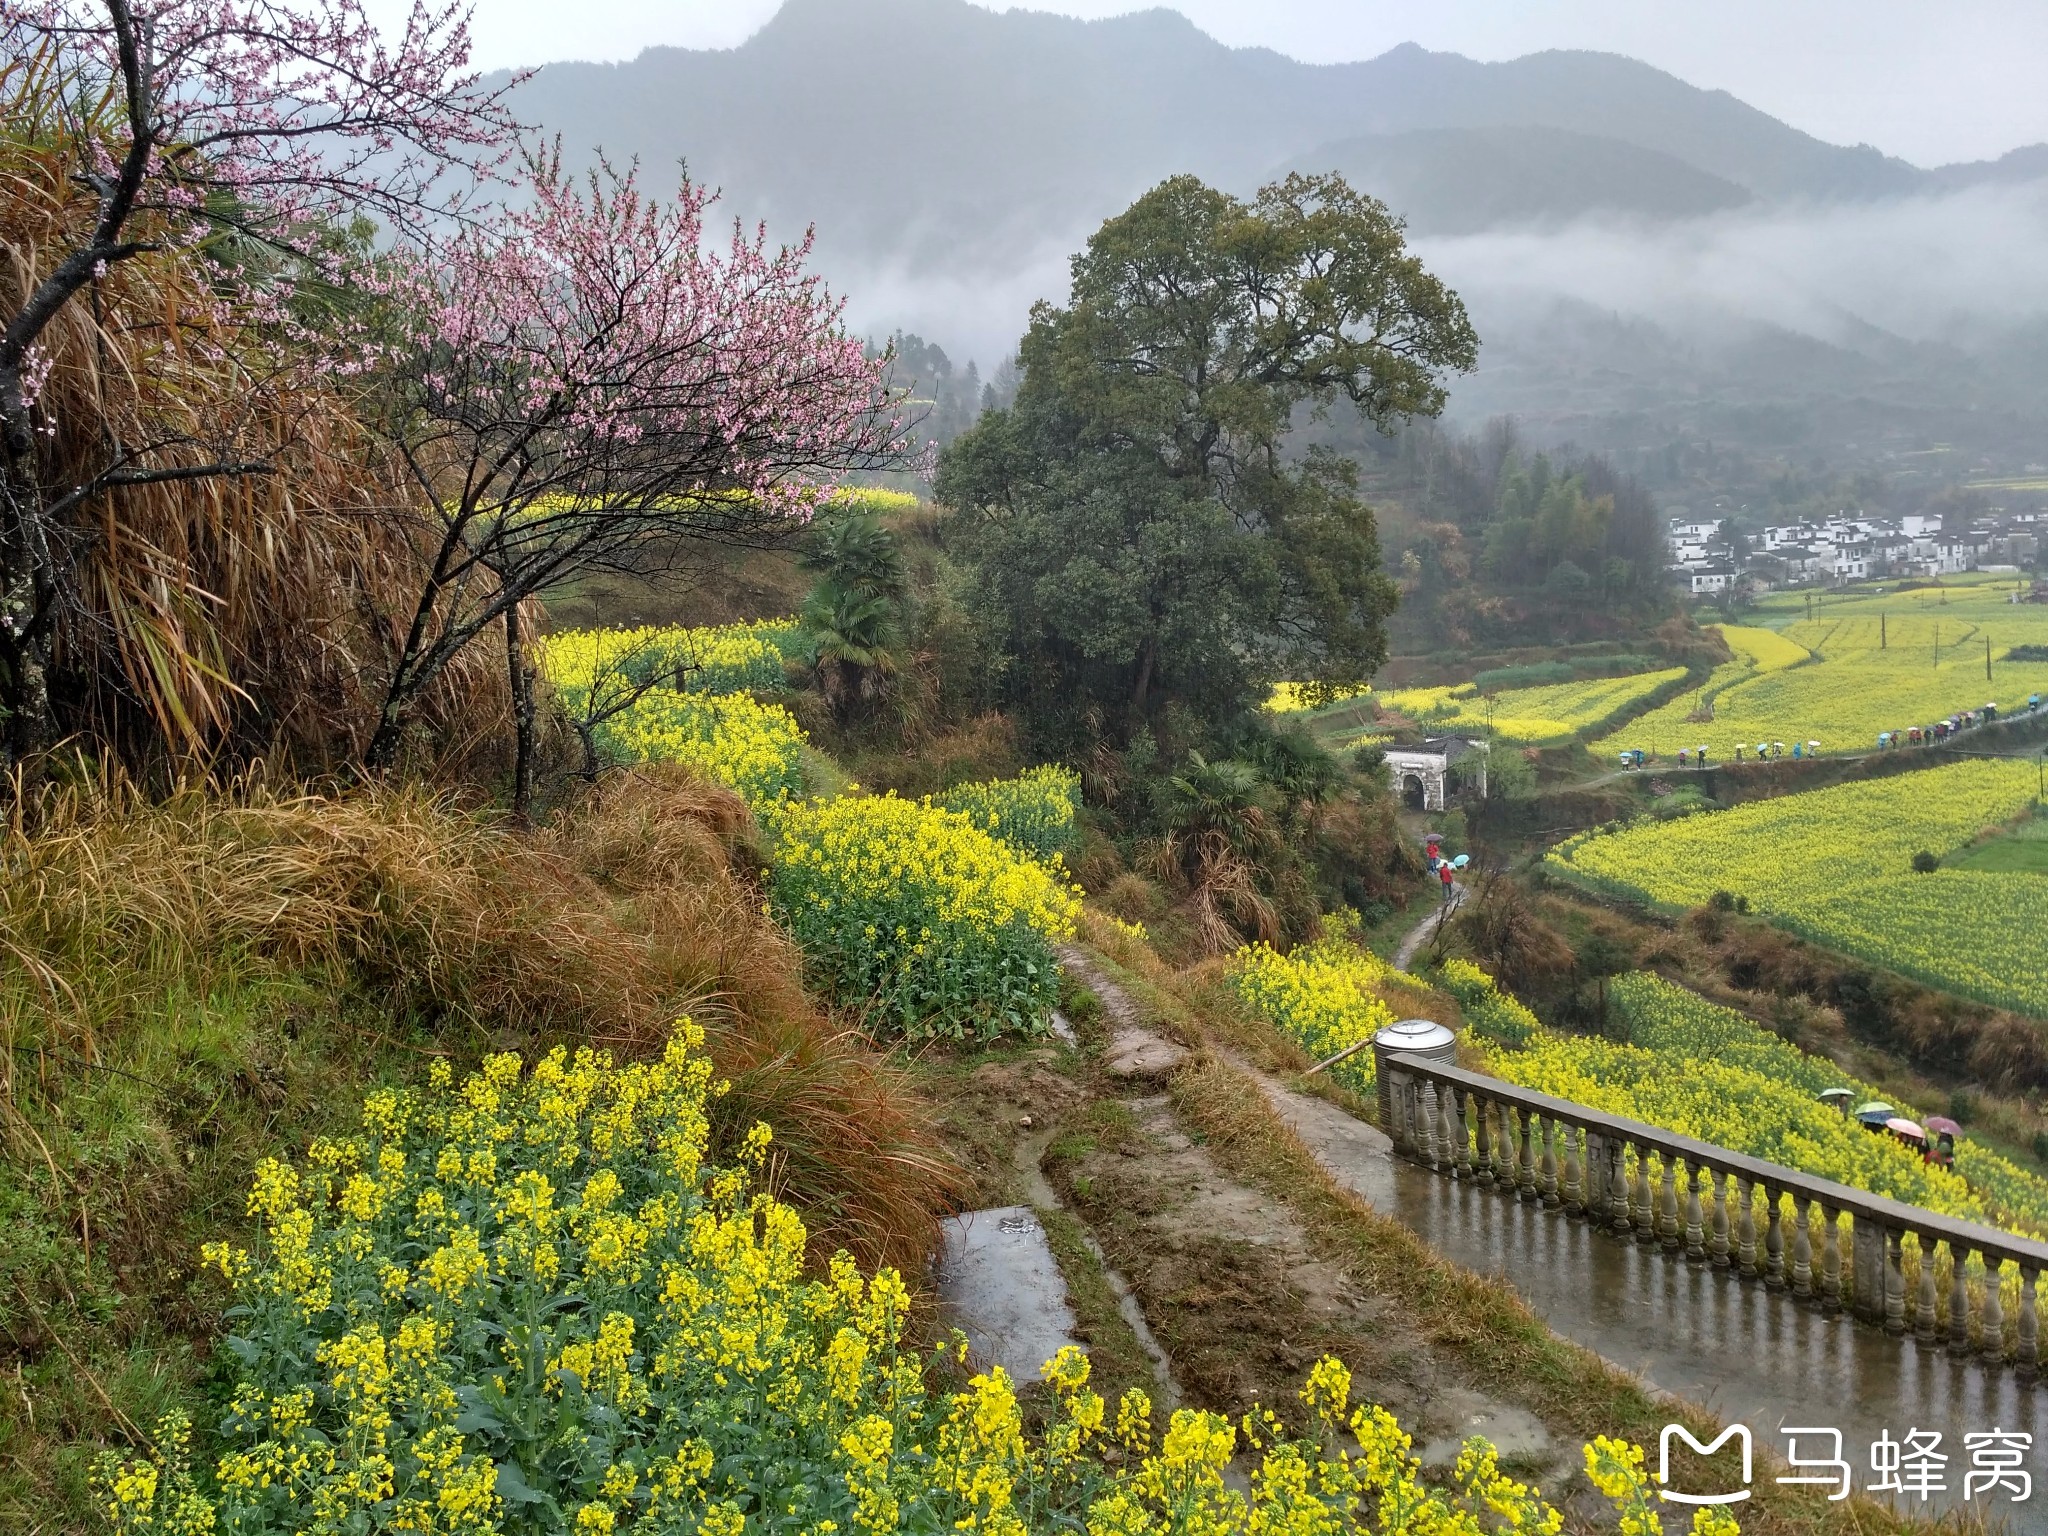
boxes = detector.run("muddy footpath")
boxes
[929,943,1570,1497]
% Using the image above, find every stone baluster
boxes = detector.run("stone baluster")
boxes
[1683,1163,1706,1262]
[1981,1257,2006,1361]
[1820,1205,1842,1314]
[1387,1072,1410,1154]
[1709,1170,1731,1267]
[1492,1102,1512,1187]
[1884,1229,1907,1335]
[1763,1187,1786,1289]
[1519,1111,1539,1202]
[1791,1198,1813,1300]
[1633,1145,1657,1243]
[1442,1086,1464,1178]
[1539,1118,1560,1208]
[1562,1124,1584,1218]
[1852,1221,1884,1324]
[1472,1097,1494,1184]
[1582,1131,1606,1222]
[1658,1156,1680,1249]
[1417,1081,1439,1168]
[1949,1246,1974,1351]
[1914,1234,1939,1342]
[1608,1140,1630,1234]
[2019,1266,2039,1381]
[1737,1181,1758,1277]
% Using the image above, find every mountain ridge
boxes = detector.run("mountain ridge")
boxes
[496,0,2045,278]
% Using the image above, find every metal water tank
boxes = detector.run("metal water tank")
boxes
[1374,1017,1457,1129]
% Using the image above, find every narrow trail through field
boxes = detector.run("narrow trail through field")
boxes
[1394,883,1464,971]
[1565,717,2035,792]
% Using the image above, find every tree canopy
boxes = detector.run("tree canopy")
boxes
[936,172,1476,751]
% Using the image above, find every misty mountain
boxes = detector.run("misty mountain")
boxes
[500,0,2048,488]
[1278,127,1753,235]
[502,0,2039,268]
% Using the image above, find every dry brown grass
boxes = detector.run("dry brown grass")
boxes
[2,764,956,1292]
[2,56,508,777]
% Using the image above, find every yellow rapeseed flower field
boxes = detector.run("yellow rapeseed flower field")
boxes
[1378,669,1689,745]
[1592,626,1807,756]
[109,1042,1696,1536]
[1227,934,1400,1095]
[770,794,1082,1039]
[542,619,803,702]
[1549,758,2048,1016]
[603,688,810,810]
[1597,976,2048,1237]
[1601,595,2048,758]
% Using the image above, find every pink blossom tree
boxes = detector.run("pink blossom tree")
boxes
[365,150,914,813]
[0,0,520,768]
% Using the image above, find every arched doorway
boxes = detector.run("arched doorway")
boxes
[1401,772,1427,809]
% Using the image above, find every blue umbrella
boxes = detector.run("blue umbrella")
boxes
[1452,854,1470,870]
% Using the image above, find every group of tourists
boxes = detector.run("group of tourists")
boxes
[1424,833,1467,905]
[1615,741,1820,770]
[1730,741,1817,761]
[1878,699,2016,750]
[1612,690,2039,770]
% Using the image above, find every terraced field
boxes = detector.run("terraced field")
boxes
[1375,667,1689,745]
[1549,758,2048,1017]
[1598,587,2048,758]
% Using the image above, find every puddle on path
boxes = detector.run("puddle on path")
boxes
[936,1204,1082,1383]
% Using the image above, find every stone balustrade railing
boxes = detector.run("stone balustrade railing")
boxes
[1376,1045,2048,1376]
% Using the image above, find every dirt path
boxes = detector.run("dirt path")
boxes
[1393,883,1464,970]
[1007,950,1574,1474]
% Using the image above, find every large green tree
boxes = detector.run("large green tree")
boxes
[937,173,1477,750]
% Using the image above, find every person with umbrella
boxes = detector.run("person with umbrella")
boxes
[1854,1101,1896,1132]
[1924,1115,1962,1168]
[1885,1116,1928,1156]
[1817,1088,1855,1116]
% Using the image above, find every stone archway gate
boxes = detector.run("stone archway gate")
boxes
[1383,738,1487,812]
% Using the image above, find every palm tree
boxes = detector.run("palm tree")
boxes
[1153,753,1282,950]
[799,510,907,726]
[803,582,901,726]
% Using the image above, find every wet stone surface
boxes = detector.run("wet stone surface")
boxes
[936,1205,1083,1382]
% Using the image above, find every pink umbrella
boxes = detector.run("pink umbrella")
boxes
[1924,1116,1963,1137]
[1886,1117,1926,1140]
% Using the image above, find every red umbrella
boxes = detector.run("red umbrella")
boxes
[1925,1116,1964,1137]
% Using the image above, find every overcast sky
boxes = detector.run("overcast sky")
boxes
[421,0,2048,168]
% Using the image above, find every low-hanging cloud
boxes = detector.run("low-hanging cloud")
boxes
[1404,182,2048,356]
[838,181,2048,385]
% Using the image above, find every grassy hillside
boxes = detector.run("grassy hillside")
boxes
[0,770,953,1528]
